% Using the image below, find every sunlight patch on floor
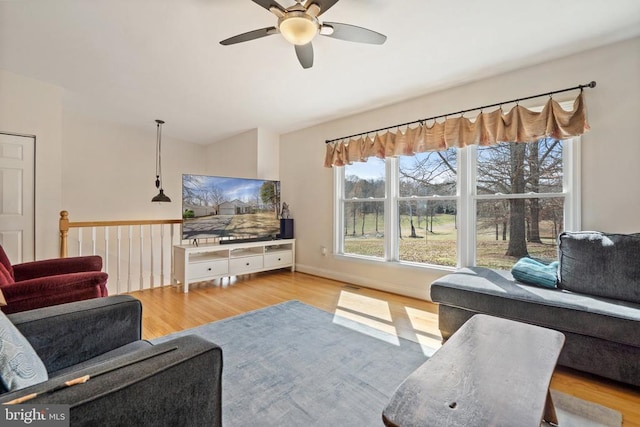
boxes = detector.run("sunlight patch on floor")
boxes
[404,306,443,356]
[337,291,393,322]
[333,308,400,345]
[333,290,399,345]
[414,332,442,357]
[405,306,440,335]
[331,291,443,353]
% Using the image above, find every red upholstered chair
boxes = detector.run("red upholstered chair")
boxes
[0,245,108,314]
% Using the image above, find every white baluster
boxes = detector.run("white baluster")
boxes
[139,225,144,292]
[104,226,109,275]
[160,224,165,286]
[170,224,175,287]
[150,225,155,289]
[128,225,133,293]
[63,220,183,293]
[116,226,122,295]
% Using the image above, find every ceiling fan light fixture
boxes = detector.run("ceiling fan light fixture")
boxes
[278,12,319,45]
[221,0,387,69]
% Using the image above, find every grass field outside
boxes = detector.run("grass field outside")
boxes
[344,213,560,269]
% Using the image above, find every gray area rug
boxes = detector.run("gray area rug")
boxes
[153,300,622,427]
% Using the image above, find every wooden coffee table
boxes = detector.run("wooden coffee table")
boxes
[382,314,565,427]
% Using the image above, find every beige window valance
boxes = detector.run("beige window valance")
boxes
[324,92,589,168]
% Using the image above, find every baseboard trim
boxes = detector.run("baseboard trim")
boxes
[295,264,432,301]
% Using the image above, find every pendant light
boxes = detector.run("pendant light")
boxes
[151,119,171,203]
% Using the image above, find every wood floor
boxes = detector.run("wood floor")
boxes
[129,271,640,426]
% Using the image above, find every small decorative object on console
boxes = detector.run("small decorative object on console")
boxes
[281,202,290,219]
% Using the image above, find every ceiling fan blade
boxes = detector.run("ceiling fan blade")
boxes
[295,43,314,69]
[321,22,387,45]
[305,0,340,16]
[251,0,286,15]
[220,27,278,46]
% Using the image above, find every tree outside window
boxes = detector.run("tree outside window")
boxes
[476,138,564,268]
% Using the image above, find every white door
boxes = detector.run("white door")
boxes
[0,133,35,264]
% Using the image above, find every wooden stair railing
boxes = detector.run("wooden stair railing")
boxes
[59,211,183,294]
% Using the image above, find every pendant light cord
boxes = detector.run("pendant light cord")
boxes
[151,119,171,202]
[155,119,164,189]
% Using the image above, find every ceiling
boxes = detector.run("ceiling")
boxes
[1,0,639,145]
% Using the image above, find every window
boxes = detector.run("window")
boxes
[340,158,386,259]
[334,137,579,269]
[475,138,568,269]
[398,150,457,266]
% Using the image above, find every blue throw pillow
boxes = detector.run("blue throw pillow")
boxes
[511,258,558,289]
[0,310,48,391]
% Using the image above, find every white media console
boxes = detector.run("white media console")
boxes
[172,239,295,293]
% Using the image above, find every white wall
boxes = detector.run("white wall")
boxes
[205,127,280,180]
[205,128,258,178]
[61,110,205,221]
[257,127,280,181]
[279,37,640,300]
[0,69,63,260]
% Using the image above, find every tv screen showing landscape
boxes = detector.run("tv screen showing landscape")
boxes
[182,174,281,241]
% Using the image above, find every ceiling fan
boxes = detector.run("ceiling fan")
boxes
[220,0,387,69]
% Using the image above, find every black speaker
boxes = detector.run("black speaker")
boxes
[279,218,294,239]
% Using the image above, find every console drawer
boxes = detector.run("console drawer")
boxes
[264,251,293,268]
[189,259,228,280]
[229,255,264,274]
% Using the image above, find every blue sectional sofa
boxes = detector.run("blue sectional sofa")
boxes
[430,231,640,387]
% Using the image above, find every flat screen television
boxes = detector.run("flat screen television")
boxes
[182,174,281,242]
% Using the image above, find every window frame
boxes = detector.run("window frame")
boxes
[333,131,580,269]
[463,137,580,267]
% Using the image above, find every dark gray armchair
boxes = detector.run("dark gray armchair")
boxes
[0,295,223,426]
